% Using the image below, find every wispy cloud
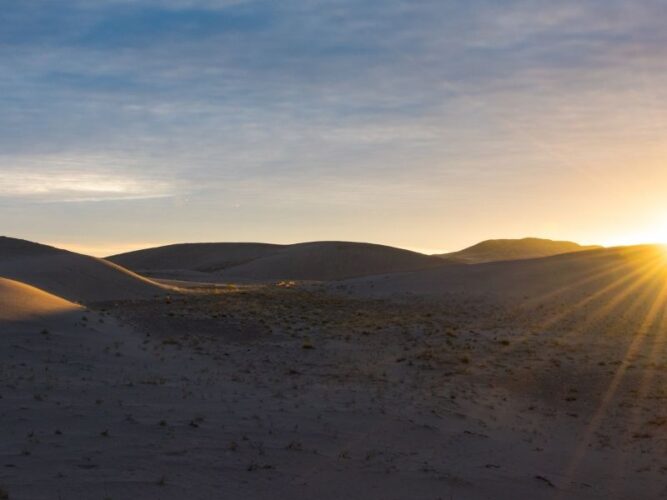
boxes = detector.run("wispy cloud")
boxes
[0,155,177,202]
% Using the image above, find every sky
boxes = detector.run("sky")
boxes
[1,0,667,256]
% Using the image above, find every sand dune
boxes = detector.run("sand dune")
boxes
[0,277,82,323]
[217,241,446,281]
[438,237,601,264]
[2,240,666,498]
[3,275,664,499]
[0,236,166,303]
[110,241,446,282]
[108,242,281,273]
[110,238,602,284]
[339,245,667,301]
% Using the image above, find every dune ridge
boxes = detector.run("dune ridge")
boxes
[339,244,667,300]
[110,240,446,282]
[438,237,601,264]
[0,236,167,303]
[107,242,282,273]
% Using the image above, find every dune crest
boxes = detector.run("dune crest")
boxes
[438,237,600,264]
[0,236,166,303]
[108,242,282,273]
[0,277,82,322]
[110,240,446,282]
[339,244,667,299]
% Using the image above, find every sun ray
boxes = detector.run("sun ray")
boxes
[605,280,667,498]
[549,260,665,334]
[558,266,667,491]
[473,254,665,369]
[513,261,667,421]
[520,245,665,308]
[521,256,638,307]
[536,254,664,332]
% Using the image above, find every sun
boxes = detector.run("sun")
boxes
[657,221,667,245]
[634,218,667,247]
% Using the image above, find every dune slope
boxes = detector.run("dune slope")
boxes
[439,237,600,264]
[218,241,446,281]
[108,242,282,272]
[0,236,166,303]
[340,245,667,301]
[110,240,447,282]
[0,277,83,322]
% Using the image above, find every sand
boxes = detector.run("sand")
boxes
[108,242,282,273]
[437,237,601,264]
[110,241,446,282]
[2,282,666,498]
[215,241,445,281]
[2,238,667,499]
[336,245,667,301]
[0,237,167,303]
[0,277,82,323]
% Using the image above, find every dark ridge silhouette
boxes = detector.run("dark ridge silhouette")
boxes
[438,237,601,264]
[110,241,446,281]
[108,242,282,273]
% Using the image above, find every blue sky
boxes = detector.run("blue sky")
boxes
[2,0,667,255]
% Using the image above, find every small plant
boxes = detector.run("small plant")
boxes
[286,441,302,451]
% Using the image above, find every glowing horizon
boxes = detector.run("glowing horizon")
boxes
[43,234,667,259]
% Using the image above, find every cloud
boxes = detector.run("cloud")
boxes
[0,155,177,203]
[74,0,252,10]
[1,0,667,220]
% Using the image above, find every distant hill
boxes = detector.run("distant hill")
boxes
[0,236,166,303]
[108,242,282,273]
[437,238,600,264]
[110,241,446,282]
[217,241,445,281]
[337,244,664,301]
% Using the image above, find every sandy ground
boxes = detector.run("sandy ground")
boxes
[2,281,667,499]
